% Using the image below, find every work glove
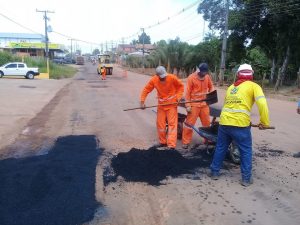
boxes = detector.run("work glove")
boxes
[140,101,146,110]
[258,123,268,130]
[186,106,192,113]
[177,97,185,107]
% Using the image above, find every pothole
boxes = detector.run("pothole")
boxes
[86,81,103,83]
[19,85,36,88]
[90,85,108,88]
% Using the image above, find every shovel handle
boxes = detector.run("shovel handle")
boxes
[123,97,216,111]
[251,124,275,129]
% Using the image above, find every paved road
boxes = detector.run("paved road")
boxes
[0,63,299,225]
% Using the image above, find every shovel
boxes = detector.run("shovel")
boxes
[123,90,218,111]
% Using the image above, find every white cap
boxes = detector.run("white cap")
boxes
[156,66,167,78]
[237,64,253,76]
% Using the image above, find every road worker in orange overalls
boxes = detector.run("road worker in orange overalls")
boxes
[101,66,107,80]
[140,66,184,150]
[182,63,214,149]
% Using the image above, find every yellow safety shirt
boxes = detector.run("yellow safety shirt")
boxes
[220,81,270,127]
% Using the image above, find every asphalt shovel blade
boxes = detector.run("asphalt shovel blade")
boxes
[205,90,218,105]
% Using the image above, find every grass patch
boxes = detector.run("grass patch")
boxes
[24,57,77,79]
[49,64,77,79]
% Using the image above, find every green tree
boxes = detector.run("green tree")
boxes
[138,32,151,44]
[198,0,300,89]
[92,48,100,55]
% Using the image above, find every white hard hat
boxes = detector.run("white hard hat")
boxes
[155,66,167,78]
[237,64,254,76]
[237,64,253,73]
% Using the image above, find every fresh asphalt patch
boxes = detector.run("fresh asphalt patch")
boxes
[104,146,234,186]
[0,135,104,225]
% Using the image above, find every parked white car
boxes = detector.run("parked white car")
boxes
[0,62,40,79]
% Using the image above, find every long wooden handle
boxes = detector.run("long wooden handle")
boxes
[251,124,275,129]
[123,99,211,111]
[123,90,217,111]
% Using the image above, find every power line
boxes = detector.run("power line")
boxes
[181,32,203,42]
[121,0,201,43]
[0,1,203,48]
[52,31,102,46]
[0,12,41,35]
[145,0,201,30]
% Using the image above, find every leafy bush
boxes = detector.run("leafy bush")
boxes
[50,64,77,79]
[0,51,21,66]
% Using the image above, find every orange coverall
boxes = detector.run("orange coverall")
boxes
[182,72,214,145]
[101,67,107,80]
[140,74,184,148]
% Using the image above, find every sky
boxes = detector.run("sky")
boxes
[0,0,207,53]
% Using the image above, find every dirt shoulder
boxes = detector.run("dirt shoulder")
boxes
[0,77,71,151]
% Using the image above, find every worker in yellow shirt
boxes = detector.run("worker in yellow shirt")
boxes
[210,64,270,187]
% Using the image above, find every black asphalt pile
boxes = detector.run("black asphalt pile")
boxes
[108,147,213,186]
[0,135,102,225]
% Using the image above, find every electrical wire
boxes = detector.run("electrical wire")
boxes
[0,12,41,35]
[144,0,201,30]
[0,1,202,48]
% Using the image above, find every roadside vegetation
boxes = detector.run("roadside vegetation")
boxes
[0,51,77,79]
[122,0,300,93]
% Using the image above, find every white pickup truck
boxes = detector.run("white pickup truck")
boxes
[0,62,40,79]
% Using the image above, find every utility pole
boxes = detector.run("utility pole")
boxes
[68,38,75,62]
[36,9,54,75]
[141,28,145,72]
[219,0,229,86]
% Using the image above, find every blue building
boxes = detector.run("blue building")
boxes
[0,32,64,57]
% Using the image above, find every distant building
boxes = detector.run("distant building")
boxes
[117,44,156,55]
[135,44,156,54]
[117,44,136,54]
[0,32,65,58]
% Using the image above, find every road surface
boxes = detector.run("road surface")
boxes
[0,63,299,225]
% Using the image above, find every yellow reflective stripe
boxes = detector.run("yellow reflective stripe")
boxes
[255,96,265,101]
[222,108,251,115]
[158,128,166,132]
[158,95,176,102]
